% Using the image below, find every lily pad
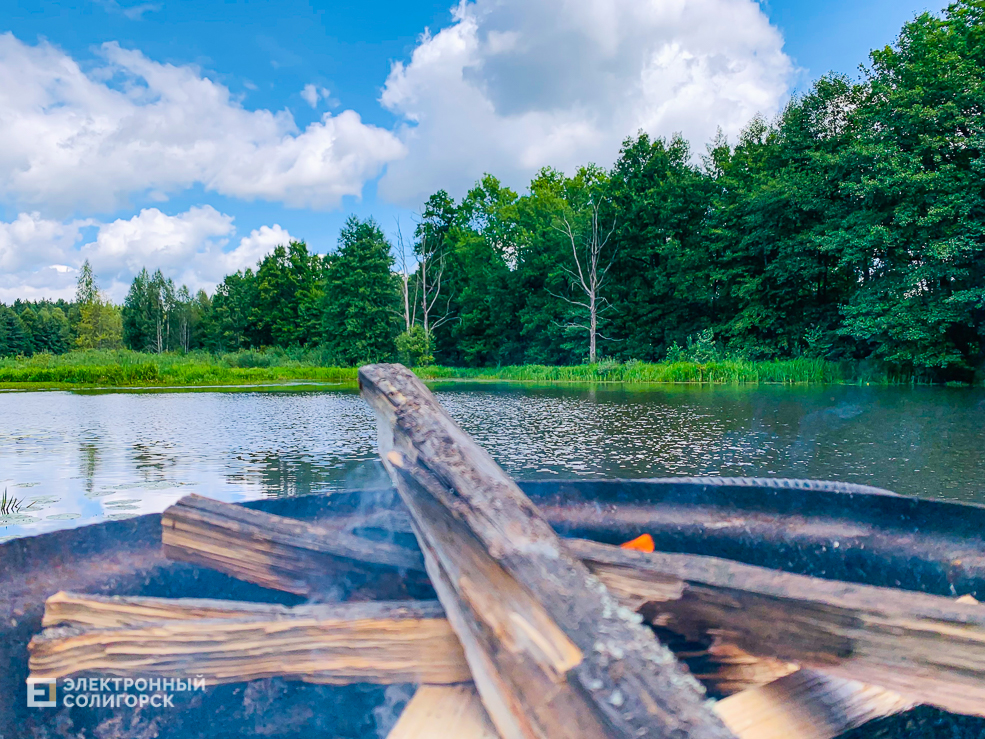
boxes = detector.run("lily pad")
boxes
[86,489,118,498]
[46,513,81,521]
[104,500,140,510]
[0,514,39,525]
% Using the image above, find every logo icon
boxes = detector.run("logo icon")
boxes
[27,678,56,707]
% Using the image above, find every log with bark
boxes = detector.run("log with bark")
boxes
[359,363,736,739]
[32,592,788,700]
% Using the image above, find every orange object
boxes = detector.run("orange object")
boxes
[620,533,655,553]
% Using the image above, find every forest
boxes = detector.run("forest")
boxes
[1,2,983,381]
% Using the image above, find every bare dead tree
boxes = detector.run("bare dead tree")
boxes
[552,198,617,363]
[416,227,453,341]
[394,219,417,332]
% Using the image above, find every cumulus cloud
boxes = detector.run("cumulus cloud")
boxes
[0,34,406,215]
[0,208,295,303]
[301,83,331,108]
[378,0,793,204]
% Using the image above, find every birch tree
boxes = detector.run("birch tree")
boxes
[413,191,457,347]
[553,191,617,363]
[395,219,416,332]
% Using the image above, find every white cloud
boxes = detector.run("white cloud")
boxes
[378,0,793,204]
[0,208,295,303]
[0,34,406,215]
[226,224,296,271]
[301,83,331,108]
[0,212,88,274]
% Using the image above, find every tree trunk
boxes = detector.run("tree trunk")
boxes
[589,293,597,363]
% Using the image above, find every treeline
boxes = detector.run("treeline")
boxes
[3,3,983,379]
[117,217,398,365]
[412,1,984,378]
[0,263,124,357]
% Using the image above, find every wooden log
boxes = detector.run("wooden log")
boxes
[37,592,790,699]
[568,538,985,717]
[387,685,500,739]
[156,492,985,715]
[32,591,918,738]
[385,675,912,739]
[714,670,915,739]
[161,493,425,595]
[30,594,469,686]
[359,363,733,739]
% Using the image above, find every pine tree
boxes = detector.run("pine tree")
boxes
[0,306,32,357]
[322,216,399,365]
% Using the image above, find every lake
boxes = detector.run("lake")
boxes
[1,382,983,541]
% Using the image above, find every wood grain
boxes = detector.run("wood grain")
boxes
[385,675,913,739]
[31,593,469,686]
[387,685,500,739]
[161,493,424,596]
[714,670,914,739]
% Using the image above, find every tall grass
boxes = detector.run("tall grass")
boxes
[0,350,358,387]
[418,359,895,384]
[0,350,899,388]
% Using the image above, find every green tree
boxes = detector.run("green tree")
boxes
[0,306,32,357]
[835,0,985,373]
[122,269,183,352]
[208,269,260,351]
[253,241,325,347]
[73,262,123,350]
[322,216,399,365]
[32,306,72,354]
[605,133,716,360]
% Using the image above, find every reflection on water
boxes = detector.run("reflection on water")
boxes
[1,383,983,540]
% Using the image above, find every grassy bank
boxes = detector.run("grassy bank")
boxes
[0,350,908,389]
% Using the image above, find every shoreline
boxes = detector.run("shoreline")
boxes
[0,352,977,390]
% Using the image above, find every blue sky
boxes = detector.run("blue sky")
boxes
[0,0,948,301]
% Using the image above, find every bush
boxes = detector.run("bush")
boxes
[395,327,434,367]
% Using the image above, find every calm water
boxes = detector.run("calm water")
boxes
[1,382,983,541]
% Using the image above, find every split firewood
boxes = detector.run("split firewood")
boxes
[161,493,425,596]
[359,363,734,739]
[713,670,915,739]
[570,538,985,717]
[386,685,500,739]
[386,674,913,739]
[34,592,789,698]
[686,643,798,696]
[32,592,918,738]
[159,488,985,717]
[30,594,469,686]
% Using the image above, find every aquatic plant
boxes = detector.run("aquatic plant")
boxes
[0,489,37,515]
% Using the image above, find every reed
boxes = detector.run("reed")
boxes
[0,351,898,388]
[416,359,887,385]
